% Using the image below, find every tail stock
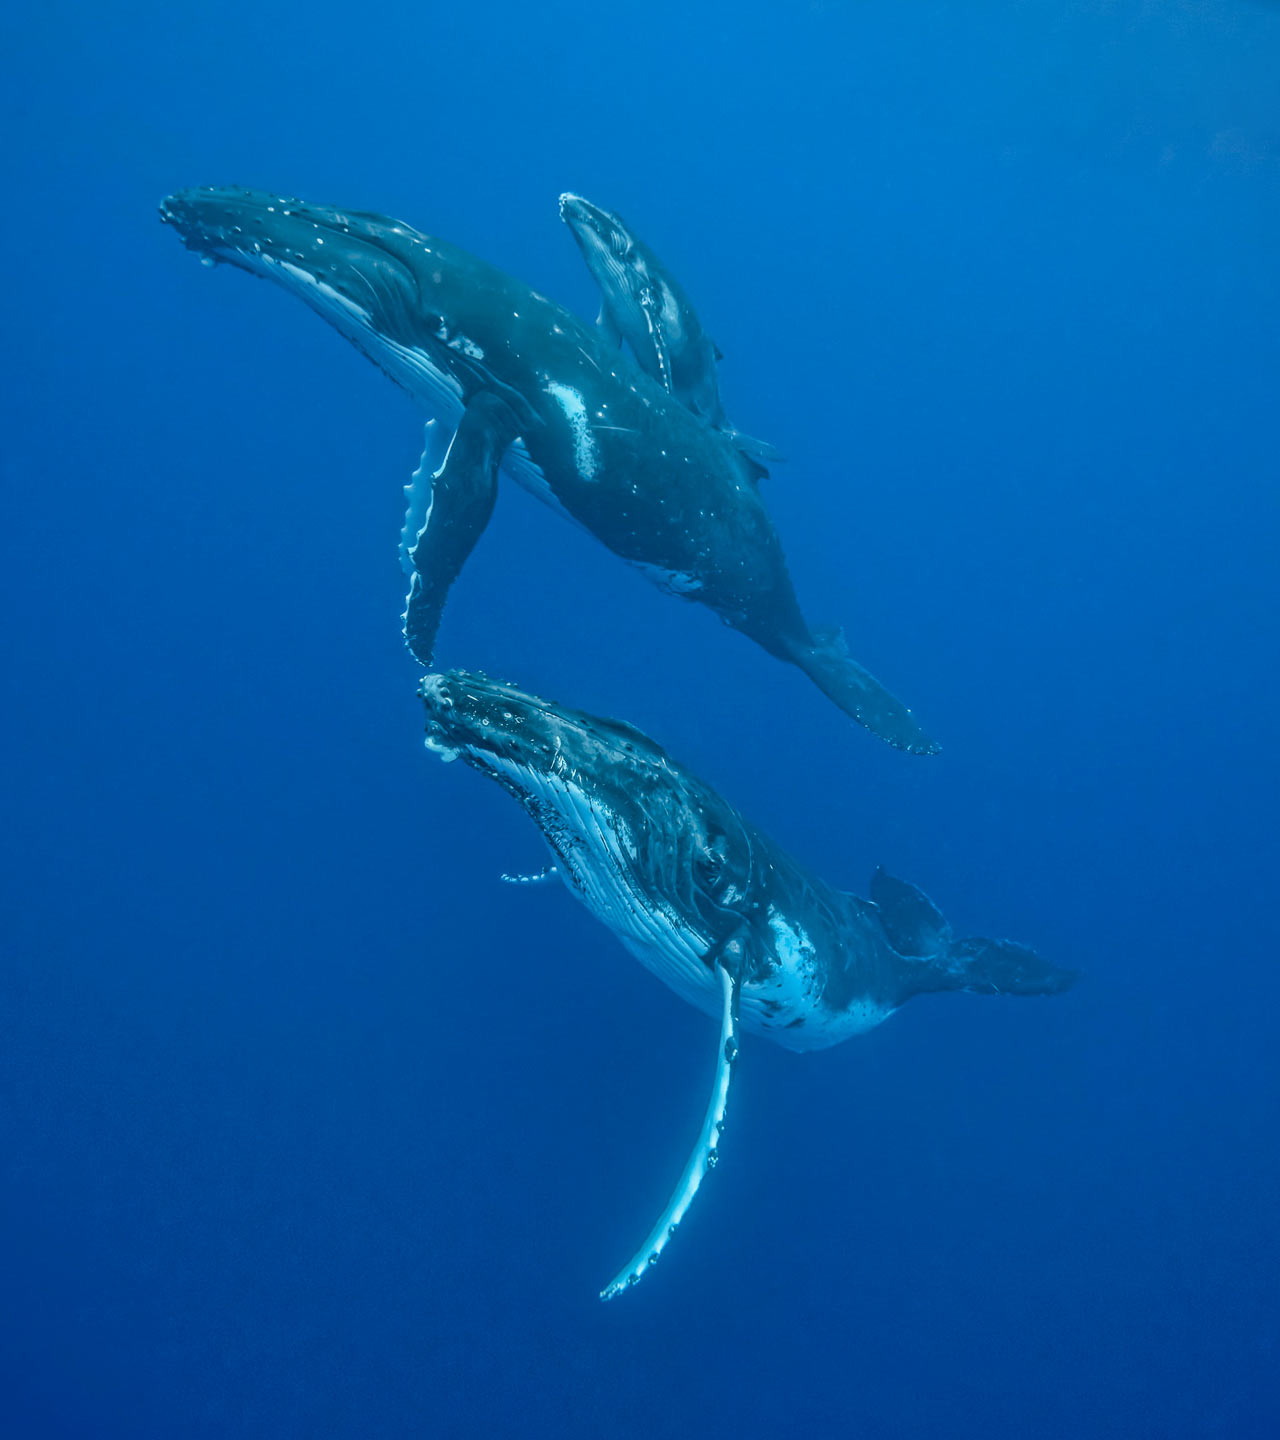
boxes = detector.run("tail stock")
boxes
[870,866,1078,998]
[789,628,940,756]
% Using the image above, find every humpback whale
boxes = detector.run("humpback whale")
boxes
[559,192,779,466]
[417,669,1076,1298]
[159,186,937,755]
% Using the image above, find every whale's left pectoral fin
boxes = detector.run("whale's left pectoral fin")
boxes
[403,394,520,666]
[600,944,743,1301]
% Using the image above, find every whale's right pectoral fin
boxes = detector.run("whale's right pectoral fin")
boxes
[600,937,744,1301]
[402,393,521,666]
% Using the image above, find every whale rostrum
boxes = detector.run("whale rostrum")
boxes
[160,186,938,755]
[417,670,1077,1297]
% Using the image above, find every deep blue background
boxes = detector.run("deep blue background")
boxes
[3,2,1278,1435]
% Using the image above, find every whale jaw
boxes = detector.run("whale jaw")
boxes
[418,671,720,1012]
[159,187,470,416]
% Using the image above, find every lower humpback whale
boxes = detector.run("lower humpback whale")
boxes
[159,186,937,755]
[417,670,1076,1298]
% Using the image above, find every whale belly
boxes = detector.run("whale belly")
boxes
[739,908,898,1053]
[613,905,897,1054]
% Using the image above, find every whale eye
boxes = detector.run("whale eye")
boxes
[696,832,730,892]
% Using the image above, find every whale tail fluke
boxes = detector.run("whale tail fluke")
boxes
[791,628,940,756]
[870,867,1079,998]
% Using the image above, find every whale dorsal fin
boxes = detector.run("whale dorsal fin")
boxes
[869,866,951,958]
[600,935,744,1300]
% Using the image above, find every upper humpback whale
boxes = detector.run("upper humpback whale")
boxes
[417,669,1076,1298]
[559,192,779,466]
[159,186,938,755]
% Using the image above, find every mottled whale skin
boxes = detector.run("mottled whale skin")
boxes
[421,670,1072,1050]
[159,186,936,755]
[559,192,778,466]
[418,670,1076,1295]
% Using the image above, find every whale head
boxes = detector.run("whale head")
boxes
[419,670,758,980]
[559,192,650,302]
[159,186,501,415]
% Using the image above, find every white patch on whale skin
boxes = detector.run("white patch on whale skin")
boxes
[632,561,703,596]
[433,321,485,360]
[797,995,896,1049]
[740,909,821,1031]
[423,734,461,763]
[545,381,601,480]
[738,907,895,1053]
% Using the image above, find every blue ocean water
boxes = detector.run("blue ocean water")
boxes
[3,1,1278,1435]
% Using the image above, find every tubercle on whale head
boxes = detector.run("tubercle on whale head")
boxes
[417,669,655,781]
[160,186,380,262]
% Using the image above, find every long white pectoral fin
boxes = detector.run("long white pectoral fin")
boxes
[599,960,741,1301]
[399,419,448,579]
[401,395,516,667]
